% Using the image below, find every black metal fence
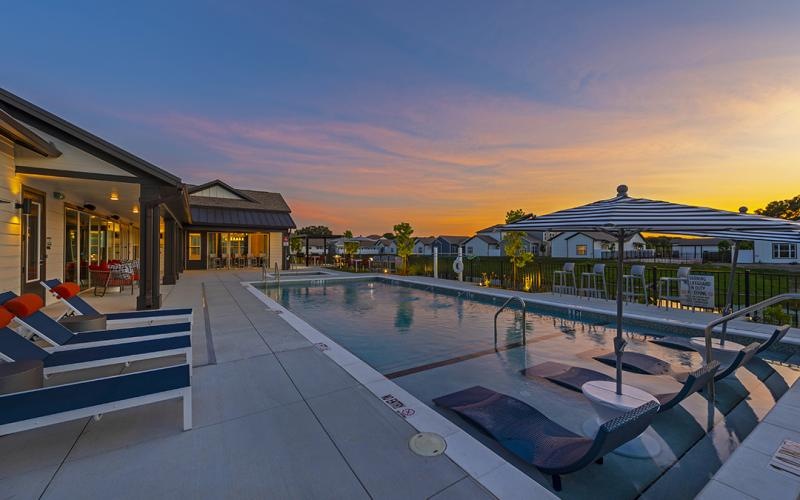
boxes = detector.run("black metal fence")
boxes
[406,256,800,326]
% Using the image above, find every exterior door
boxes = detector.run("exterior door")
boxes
[21,187,47,299]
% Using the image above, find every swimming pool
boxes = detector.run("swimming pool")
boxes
[263,278,701,376]
[255,277,800,498]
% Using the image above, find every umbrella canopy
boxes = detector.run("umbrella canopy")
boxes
[504,185,800,395]
[505,185,800,234]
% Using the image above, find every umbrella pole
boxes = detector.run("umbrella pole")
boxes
[615,231,626,395]
[719,241,739,347]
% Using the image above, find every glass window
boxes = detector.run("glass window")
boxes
[65,209,79,283]
[466,246,474,255]
[23,201,41,282]
[773,243,798,259]
[576,244,588,256]
[188,233,202,261]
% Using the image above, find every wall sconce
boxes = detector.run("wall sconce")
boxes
[110,190,119,201]
[14,198,32,215]
[53,192,66,200]
[132,205,140,214]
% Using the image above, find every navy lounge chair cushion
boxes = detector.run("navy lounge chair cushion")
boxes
[0,327,189,367]
[433,385,659,477]
[593,352,672,376]
[0,364,190,425]
[521,361,614,391]
[43,335,191,367]
[44,279,192,320]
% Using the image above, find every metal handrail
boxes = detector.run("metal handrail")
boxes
[494,296,527,349]
[261,260,268,281]
[274,263,280,285]
[703,293,800,360]
[702,293,800,403]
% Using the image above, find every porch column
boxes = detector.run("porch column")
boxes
[163,216,177,285]
[137,183,162,310]
[177,228,185,274]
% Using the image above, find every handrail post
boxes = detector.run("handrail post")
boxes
[494,296,527,350]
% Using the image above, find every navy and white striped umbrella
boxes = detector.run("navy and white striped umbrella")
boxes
[505,185,800,235]
[504,185,800,395]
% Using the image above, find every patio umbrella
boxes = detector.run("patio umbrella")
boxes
[505,185,800,395]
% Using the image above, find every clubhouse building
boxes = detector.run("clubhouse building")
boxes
[0,88,294,309]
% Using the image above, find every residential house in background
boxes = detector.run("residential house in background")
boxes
[432,235,468,255]
[549,231,646,259]
[754,240,799,264]
[463,234,502,257]
[413,236,436,255]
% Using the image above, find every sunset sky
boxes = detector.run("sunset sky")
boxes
[3,1,800,235]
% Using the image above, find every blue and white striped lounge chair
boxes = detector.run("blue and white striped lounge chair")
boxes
[0,308,191,376]
[434,385,659,491]
[0,363,191,436]
[0,292,191,350]
[41,279,193,328]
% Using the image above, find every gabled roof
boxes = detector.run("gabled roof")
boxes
[414,237,436,245]
[437,235,469,244]
[476,224,503,234]
[0,108,61,157]
[188,179,259,203]
[0,87,181,186]
[465,234,500,246]
[188,183,291,212]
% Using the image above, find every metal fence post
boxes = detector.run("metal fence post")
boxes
[744,269,751,308]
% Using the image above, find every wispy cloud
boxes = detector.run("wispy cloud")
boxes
[129,54,800,235]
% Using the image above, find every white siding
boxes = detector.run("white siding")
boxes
[268,231,283,269]
[0,138,21,295]
[192,185,244,199]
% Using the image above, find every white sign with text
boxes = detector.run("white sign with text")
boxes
[680,274,715,309]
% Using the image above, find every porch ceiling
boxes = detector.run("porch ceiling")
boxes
[18,173,140,225]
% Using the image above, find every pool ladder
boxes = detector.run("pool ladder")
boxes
[494,296,527,350]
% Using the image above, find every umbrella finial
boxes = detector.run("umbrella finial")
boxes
[739,206,748,214]
[616,184,628,197]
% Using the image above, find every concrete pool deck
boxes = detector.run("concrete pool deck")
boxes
[1,270,495,499]
[3,268,800,499]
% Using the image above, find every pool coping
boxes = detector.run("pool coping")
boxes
[242,278,558,499]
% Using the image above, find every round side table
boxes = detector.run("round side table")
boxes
[581,380,662,459]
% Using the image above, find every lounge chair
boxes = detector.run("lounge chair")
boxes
[0,363,191,436]
[593,342,759,382]
[522,360,720,412]
[433,385,659,491]
[41,279,193,327]
[0,308,191,376]
[0,292,191,349]
[650,325,790,355]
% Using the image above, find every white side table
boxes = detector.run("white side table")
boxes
[581,380,662,459]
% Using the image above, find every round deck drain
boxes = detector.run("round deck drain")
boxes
[409,432,446,457]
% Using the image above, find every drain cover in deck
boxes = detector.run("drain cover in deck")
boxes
[409,432,446,456]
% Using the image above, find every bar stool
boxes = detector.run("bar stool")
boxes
[623,265,650,304]
[580,263,607,299]
[553,262,577,294]
[657,266,691,308]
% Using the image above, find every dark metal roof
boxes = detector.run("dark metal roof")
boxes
[189,206,296,230]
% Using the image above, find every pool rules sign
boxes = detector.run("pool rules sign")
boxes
[679,275,715,309]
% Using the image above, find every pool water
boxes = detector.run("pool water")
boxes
[258,278,800,498]
[264,279,701,376]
